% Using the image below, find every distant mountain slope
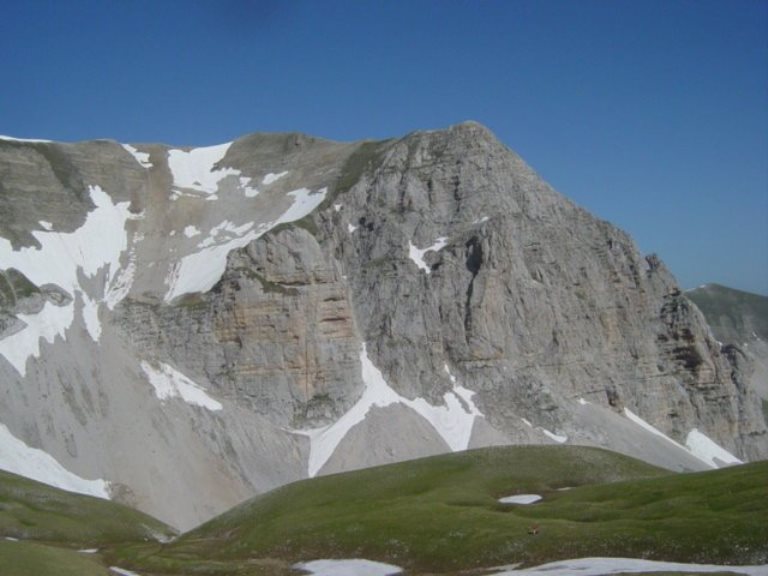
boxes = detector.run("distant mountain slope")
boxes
[687,284,767,344]
[687,284,768,405]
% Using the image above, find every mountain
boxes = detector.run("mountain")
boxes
[0,123,765,530]
[686,283,768,417]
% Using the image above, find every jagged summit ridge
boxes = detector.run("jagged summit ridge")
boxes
[0,124,765,529]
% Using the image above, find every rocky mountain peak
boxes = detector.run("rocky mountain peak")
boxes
[0,126,764,529]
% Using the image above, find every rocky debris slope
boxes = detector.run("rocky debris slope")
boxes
[0,124,765,529]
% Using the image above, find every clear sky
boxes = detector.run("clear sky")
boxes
[2,0,766,294]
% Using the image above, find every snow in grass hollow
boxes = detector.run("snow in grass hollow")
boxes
[296,347,482,477]
[624,408,739,469]
[408,237,448,273]
[0,186,134,372]
[294,559,402,576]
[0,423,110,499]
[498,494,542,505]
[491,557,768,576]
[141,361,222,411]
[110,568,142,576]
[164,187,327,302]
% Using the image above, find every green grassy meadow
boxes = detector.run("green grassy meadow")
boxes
[1,446,766,575]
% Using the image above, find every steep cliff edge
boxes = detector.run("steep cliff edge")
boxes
[0,124,764,529]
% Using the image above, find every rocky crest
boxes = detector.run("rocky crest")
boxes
[0,124,765,529]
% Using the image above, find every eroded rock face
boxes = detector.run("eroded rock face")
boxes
[0,124,765,529]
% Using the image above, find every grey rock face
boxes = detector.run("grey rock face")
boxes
[0,124,765,529]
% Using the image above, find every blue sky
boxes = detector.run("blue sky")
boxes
[2,0,766,294]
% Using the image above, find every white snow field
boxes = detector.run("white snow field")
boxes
[167,143,238,195]
[0,185,135,372]
[491,557,768,576]
[294,559,402,576]
[0,423,110,499]
[498,494,542,504]
[408,237,448,273]
[140,361,223,411]
[296,345,483,477]
[624,408,741,469]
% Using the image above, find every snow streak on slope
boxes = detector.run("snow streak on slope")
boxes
[685,429,742,467]
[297,348,482,477]
[164,187,328,302]
[0,186,134,372]
[140,361,223,411]
[624,409,738,469]
[262,171,289,185]
[0,423,110,499]
[408,237,448,274]
[122,144,153,169]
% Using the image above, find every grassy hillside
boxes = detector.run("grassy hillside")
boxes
[0,468,175,545]
[126,445,763,574]
[687,283,768,343]
[4,446,767,575]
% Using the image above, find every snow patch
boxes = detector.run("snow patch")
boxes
[624,409,735,469]
[334,203,343,212]
[241,177,259,197]
[0,185,134,368]
[578,397,590,405]
[491,557,768,575]
[0,423,110,499]
[0,301,74,375]
[38,220,53,231]
[685,429,742,467]
[541,428,568,443]
[79,548,99,554]
[165,187,327,302]
[5,537,19,542]
[348,223,358,233]
[262,171,289,185]
[122,144,152,169]
[296,349,481,476]
[141,361,223,411]
[184,225,201,238]
[498,494,542,505]
[473,216,490,224]
[167,143,236,195]
[408,237,448,274]
[110,568,142,576]
[294,559,402,576]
